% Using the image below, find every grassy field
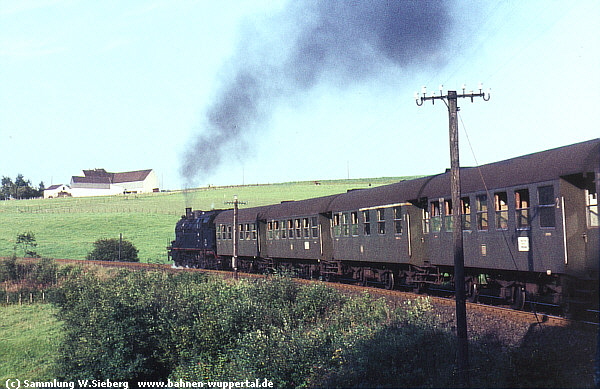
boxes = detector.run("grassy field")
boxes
[0,178,408,262]
[0,304,62,381]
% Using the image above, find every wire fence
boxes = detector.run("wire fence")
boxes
[9,206,182,215]
[0,289,50,305]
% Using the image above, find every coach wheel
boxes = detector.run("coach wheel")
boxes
[382,271,395,290]
[468,282,479,303]
[511,286,526,310]
[360,270,368,287]
[467,282,479,303]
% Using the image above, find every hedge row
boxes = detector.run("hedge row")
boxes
[50,269,471,387]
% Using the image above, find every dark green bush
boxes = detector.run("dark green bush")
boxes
[87,238,139,262]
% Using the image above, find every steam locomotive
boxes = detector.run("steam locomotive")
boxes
[168,139,599,313]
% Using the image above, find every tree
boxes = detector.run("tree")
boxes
[87,238,139,262]
[15,231,39,258]
[1,176,13,200]
[0,175,44,199]
[37,181,46,195]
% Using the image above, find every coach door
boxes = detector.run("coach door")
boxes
[405,204,427,266]
[584,175,599,271]
[319,213,334,261]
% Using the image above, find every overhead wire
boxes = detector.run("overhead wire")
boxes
[458,111,519,271]
[459,110,549,321]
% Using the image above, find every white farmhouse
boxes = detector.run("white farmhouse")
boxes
[44,169,159,198]
[43,184,72,199]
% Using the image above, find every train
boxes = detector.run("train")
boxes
[168,138,599,313]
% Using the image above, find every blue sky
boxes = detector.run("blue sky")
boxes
[1,0,598,190]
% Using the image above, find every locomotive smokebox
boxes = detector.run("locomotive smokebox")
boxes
[185,207,193,219]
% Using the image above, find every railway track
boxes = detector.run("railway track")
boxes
[18,257,599,331]
[314,279,598,331]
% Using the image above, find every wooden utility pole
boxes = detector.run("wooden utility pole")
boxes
[225,195,247,279]
[416,84,490,387]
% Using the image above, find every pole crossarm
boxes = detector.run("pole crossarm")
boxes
[415,84,490,106]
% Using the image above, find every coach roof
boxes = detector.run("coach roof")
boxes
[214,205,275,225]
[264,194,342,220]
[329,138,600,211]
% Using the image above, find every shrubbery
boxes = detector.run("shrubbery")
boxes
[0,256,60,286]
[51,269,465,386]
[87,238,139,262]
[6,261,591,387]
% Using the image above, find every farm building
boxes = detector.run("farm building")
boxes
[44,169,159,198]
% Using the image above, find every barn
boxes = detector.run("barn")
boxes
[44,169,159,198]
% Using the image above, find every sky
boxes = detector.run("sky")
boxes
[1,0,599,191]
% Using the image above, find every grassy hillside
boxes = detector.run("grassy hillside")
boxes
[0,304,62,381]
[0,178,409,262]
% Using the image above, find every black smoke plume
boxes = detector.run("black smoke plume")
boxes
[180,0,452,185]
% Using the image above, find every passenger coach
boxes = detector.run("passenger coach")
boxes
[171,138,599,312]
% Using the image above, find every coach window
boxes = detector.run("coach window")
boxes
[341,213,350,236]
[350,212,359,236]
[538,186,556,228]
[281,221,287,239]
[444,199,453,232]
[363,210,371,236]
[333,213,341,237]
[227,225,233,240]
[287,220,294,239]
[377,208,386,234]
[303,218,310,238]
[515,189,530,230]
[495,192,508,230]
[461,197,471,231]
[430,201,441,232]
[423,208,430,234]
[311,217,319,238]
[239,224,245,240]
[476,195,488,231]
[394,206,402,234]
[278,221,284,239]
[587,188,598,227]
[267,222,273,240]
[295,219,302,238]
[251,223,257,240]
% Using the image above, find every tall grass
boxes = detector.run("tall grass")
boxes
[0,178,406,262]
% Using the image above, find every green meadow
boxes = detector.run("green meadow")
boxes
[0,178,408,262]
[0,304,62,381]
